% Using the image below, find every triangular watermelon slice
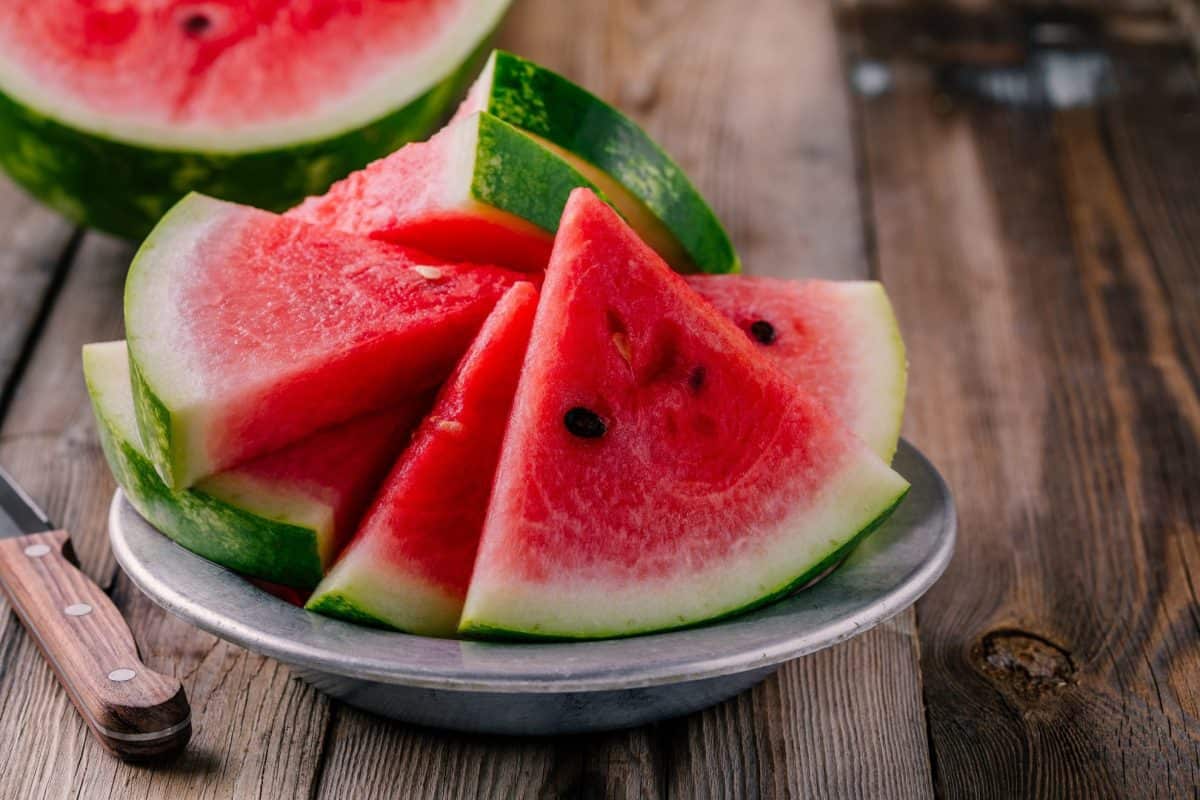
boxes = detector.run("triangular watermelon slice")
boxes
[459,190,910,640]
[85,341,428,589]
[125,193,524,489]
[307,283,539,635]
[686,276,907,461]
[288,112,599,271]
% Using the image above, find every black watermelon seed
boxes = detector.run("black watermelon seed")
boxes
[182,13,212,35]
[564,407,606,439]
[688,365,706,392]
[749,319,776,345]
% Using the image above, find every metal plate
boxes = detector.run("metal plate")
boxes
[109,440,954,731]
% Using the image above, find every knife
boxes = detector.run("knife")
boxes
[0,466,191,760]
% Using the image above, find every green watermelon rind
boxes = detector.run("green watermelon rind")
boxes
[304,534,477,636]
[304,543,464,635]
[304,592,396,630]
[470,113,607,234]
[477,50,740,274]
[84,344,325,589]
[458,487,909,642]
[0,36,494,240]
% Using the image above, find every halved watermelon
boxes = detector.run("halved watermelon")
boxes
[687,277,906,461]
[0,0,510,238]
[289,111,599,271]
[307,283,538,635]
[85,341,427,588]
[459,190,910,640]
[457,51,739,274]
[126,193,523,489]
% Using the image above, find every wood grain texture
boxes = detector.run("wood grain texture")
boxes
[845,5,1200,795]
[0,177,77,412]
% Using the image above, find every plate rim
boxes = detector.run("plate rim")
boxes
[110,439,955,694]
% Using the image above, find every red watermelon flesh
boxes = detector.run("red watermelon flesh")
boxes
[125,193,523,489]
[0,0,493,138]
[686,276,907,461]
[289,116,554,270]
[246,578,310,607]
[203,400,432,567]
[459,189,909,640]
[306,282,538,635]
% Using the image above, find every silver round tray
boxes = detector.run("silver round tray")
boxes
[109,439,955,735]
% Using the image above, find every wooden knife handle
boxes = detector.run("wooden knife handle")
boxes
[0,530,191,760]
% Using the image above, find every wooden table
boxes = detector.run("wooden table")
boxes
[1,0,1197,796]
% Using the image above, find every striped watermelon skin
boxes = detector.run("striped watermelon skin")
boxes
[459,50,740,275]
[0,5,507,240]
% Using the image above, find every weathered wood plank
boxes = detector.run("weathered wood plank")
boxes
[847,7,1200,795]
[0,177,78,410]
[315,1,933,798]
[0,234,128,580]
[0,234,332,799]
[661,616,932,799]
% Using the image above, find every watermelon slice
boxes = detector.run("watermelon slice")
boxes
[686,276,907,461]
[125,193,523,489]
[0,0,510,238]
[457,51,739,274]
[84,341,427,589]
[459,190,910,640]
[289,111,599,271]
[307,283,538,635]
[245,578,310,608]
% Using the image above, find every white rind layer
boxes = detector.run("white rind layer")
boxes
[0,0,510,152]
[312,539,464,636]
[84,342,149,448]
[459,450,910,639]
[124,194,243,485]
[834,282,908,462]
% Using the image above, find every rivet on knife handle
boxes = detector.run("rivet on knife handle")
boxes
[0,530,191,760]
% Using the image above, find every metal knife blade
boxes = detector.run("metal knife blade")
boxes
[0,465,53,538]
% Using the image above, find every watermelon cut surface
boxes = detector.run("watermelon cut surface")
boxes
[125,193,523,489]
[457,51,739,274]
[687,276,906,461]
[85,341,427,588]
[307,283,538,635]
[289,111,599,271]
[459,190,910,640]
[0,0,510,238]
